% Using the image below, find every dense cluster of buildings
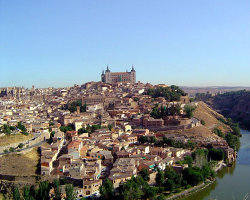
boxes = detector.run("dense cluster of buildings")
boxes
[0,69,236,198]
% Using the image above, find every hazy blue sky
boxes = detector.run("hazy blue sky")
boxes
[1,0,250,88]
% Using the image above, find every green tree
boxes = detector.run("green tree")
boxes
[53,179,61,200]
[150,106,162,119]
[37,181,50,200]
[138,136,148,144]
[164,167,182,188]
[139,168,150,182]
[145,86,185,101]
[225,133,240,151]
[143,186,157,199]
[153,194,166,200]
[65,184,75,200]
[9,147,15,152]
[10,126,16,131]
[108,124,113,131]
[18,143,24,149]
[67,100,86,113]
[29,186,37,200]
[155,170,165,186]
[91,124,102,133]
[183,167,204,186]
[214,128,224,138]
[99,179,114,200]
[201,119,206,125]
[230,123,241,137]
[78,128,87,135]
[80,103,87,112]
[165,179,175,192]
[184,105,196,119]
[23,186,34,200]
[186,140,197,149]
[13,187,20,200]
[192,149,208,168]
[17,122,27,133]
[2,124,11,134]
[202,164,214,179]
[149,136,156,143]
[176,156,193,167]
[60,126,73,133]
[169,104,181,115]
[118,176,144,200]
[183,156,193,167]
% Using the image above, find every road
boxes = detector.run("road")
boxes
[0,140,45,156]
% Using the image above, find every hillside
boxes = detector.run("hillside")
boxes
[166,101,230,138]
[193,101,230,133]
[205,90,250,129]
[0,133,33,147]
[0,147,40,177]
[181,86,250,97]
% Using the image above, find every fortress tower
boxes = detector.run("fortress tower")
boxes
[101,65,136,84]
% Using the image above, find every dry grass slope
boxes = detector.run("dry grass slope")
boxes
[0,133,33,147]
[164,101,230,138]
[0,147,40,176]
[193,101,230,132]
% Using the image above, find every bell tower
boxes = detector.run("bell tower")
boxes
[131,65,136,84]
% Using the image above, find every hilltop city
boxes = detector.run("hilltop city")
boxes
[0,67,239,199]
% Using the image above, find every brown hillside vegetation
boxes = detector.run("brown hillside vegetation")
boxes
[193,101,230,133]
[0,133,33,147]
[164,101,230,138]
[0,147,39,176]
[167,126,219,138]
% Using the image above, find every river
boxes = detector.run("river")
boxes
[180,129,250,200]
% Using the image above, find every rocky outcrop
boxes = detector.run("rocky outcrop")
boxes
[209,91,250,129]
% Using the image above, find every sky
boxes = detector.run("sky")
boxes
[1,0,250,88]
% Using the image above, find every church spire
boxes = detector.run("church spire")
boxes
[106,65,110,72]
[131,65,135,72]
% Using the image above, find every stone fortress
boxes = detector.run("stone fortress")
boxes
[101,65,136,84]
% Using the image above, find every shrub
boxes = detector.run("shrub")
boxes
[18,143,24,149]
[184,105,196,119]
[201,119,206,125]
[9,147,15,152]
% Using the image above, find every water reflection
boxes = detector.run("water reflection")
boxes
[179,129,250,200]
[217,164,236,179]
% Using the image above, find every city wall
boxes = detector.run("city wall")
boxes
[0,132,45,154]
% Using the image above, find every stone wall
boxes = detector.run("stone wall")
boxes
[0,132,45,153]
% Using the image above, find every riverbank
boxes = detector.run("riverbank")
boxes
[176,129,250,200]
[165,179,215,200]
[164,160,227,200]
